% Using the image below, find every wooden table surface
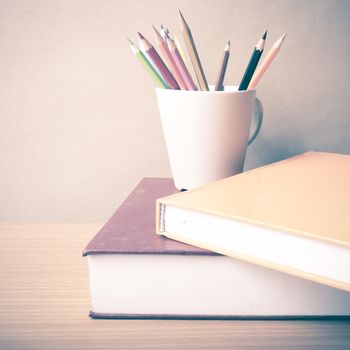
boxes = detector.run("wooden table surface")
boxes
[0,223,349,350]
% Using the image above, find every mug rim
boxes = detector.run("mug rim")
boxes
[156,85,256,94]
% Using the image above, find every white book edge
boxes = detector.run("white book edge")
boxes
[88,253,350,317]
[158,203,350,292]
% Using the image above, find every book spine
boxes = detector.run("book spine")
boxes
[155,200,164,235]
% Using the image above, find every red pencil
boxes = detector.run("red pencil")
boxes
[167,37,197,91]
[152,26,188,90]
[138,32,179,90]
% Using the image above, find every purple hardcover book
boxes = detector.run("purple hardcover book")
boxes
[83,178,350,320]
[83,178,212,257]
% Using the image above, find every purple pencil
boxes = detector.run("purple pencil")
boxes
[214,40,230,91]
[137,32,179,90]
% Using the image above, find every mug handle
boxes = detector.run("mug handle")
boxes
[247,97,263,145]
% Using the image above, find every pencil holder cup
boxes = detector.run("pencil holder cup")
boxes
[156,86,263,190]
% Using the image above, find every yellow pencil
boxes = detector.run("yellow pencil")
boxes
[174,34,189,70]
[179,10,209,91]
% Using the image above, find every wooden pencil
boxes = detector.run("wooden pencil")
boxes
[160,26,189,70]
[160,25,170,40]
[152,26,188,90]
[174,34,189,69]
[179,10,209,91]
[167,37,197,90]
[238,31,267,91]
[138,32,179,90]
[128,39,169,89]
[214,40,230,91]
[248,33,286,90]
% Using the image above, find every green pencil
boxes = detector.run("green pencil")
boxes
[128,39,169,89]
[238,31,267,91]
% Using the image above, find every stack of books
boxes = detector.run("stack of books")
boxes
[83,152,350,319]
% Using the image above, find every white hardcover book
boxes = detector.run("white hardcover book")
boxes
[84,178,350,319]
[156,153,350,292]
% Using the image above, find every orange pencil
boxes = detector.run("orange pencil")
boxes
[248,33,286,90]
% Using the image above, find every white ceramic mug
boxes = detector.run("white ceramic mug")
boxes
[156,86,263,190]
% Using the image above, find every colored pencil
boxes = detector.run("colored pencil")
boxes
[152,26,188,90]
[174,34,189,69]
[160,26,189,73]
[164,26,171,37]
[214,40,230,91]
[179,11,209,91]
[248,33,286,90]
[137,32,180,90]
[144,51,163,78]
[167,37,197,90]
[238,31,267,91]
[160,25,170,40]
[128,39,169,89]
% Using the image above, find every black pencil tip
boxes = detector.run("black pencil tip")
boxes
[179,9,187,24]
[137,32,145,40]
[262,30,267,40]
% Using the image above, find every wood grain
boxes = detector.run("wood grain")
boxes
[0,223,349,350]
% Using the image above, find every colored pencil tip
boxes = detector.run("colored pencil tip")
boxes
[137,32,145,40]
[160,25,166,35]
[262,30,268,40]
[152,25,163,43]
[274,33,286,48]
[225,40,230,51]
[127,38,135,46]
[152,25,160,35]
[163,29,170,39]
[178,10,188,29]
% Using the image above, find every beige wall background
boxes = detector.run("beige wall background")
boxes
[1,0,350,222]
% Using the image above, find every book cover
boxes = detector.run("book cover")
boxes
[84,177,350,319]
[83,178,213,257]
[156,152,350,292]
